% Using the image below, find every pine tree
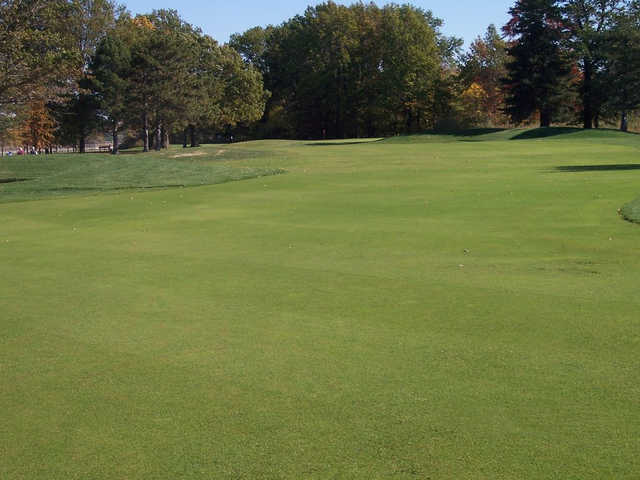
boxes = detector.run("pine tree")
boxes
[601,3,640,131]
[503,0,573,127]
[562,0,625,129]
[89,24,132,154]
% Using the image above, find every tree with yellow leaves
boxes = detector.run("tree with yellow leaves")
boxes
[459,82,490,127]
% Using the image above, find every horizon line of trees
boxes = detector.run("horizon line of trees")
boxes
[3,0,640,156]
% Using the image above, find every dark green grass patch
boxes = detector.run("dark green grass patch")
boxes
[621,195,640,223]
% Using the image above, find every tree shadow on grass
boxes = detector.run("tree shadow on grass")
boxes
[403,128,508,140]
[438,128,508,137]
[306,139,384,146]
[511,127,582,140]
[379,128,510,143]
[0,178,29,184]
[554,164,640,172]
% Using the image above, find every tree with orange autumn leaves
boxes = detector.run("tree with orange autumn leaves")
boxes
[12,101,57,151]
[458,25,510,127]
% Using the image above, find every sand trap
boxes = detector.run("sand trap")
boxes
[215,149,226,156]
[172,152,207,158]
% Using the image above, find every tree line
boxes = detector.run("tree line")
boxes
[0,0,266,154]
[229,2,462,139]
[2,0,640,155]
[500,0,640,130]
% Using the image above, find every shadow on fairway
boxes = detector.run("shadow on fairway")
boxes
[0,178,29,184]
[306,139,384,146]
[438,128,508,137]
[404,128,509,140]
[555,164,640,172]
[379,128,511,144]
[511,127,582,140]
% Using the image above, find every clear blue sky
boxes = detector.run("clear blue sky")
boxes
[123,0,514,48]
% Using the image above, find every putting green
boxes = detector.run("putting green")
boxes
[1,130,639,478]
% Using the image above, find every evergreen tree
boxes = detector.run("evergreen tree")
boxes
[123,15,158,152]
[562,0,625,128]
[503,0,572,127]
[601,2,640,131]
[89,24,132,153]
[54,88,101,153]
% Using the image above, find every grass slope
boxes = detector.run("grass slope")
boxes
[0,147,283,203]
[621,196,640,223]
[1,129,640,479]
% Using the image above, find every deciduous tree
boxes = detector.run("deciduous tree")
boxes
[459,25,509,126]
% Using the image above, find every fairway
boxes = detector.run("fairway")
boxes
[1,130,639,478]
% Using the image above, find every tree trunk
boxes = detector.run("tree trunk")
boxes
[154,122,162,151]
[162,126,169,149]
[112,122,119,155]
[621,110,628,132]
[593,113,599,129]
[540,108,551,128]
[582,58,593,129]
[190,124,198,147]
[79,134,86,154]
[143,111,149,152]
[183,128,188,148]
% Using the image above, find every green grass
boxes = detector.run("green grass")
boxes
[1,129,640,478]
[621,157,640,224]
[0,147,283,203]
[622,195,640,223]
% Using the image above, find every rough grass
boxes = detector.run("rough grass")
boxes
[1,129,640,479]
[0,147,283,203]
[621,195,640,223]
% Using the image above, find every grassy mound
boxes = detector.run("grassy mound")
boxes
[0,147,284,203]
[621,195,640,223]
[382,126,640,144]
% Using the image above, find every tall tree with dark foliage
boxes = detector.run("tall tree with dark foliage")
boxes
[503,0,572,127]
